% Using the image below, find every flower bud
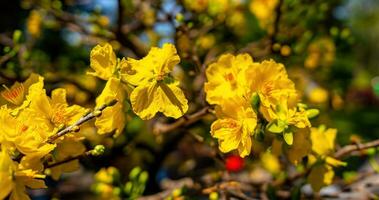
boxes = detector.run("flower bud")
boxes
[92,145,105,156]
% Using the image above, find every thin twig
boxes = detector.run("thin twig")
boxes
[153,106,211,135]
[334,139,379,159]
[47,99,118,143]
[45,150,92,168]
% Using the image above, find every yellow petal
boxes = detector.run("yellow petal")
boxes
[157,82,188,119]
[95,78,126,136]
[10,183,30,200]
[0,149,14,200]
[88,43,117,80]
[310,127,337,156]
[308,164,334,192]
[130,82,188,120]
[286,128,311,165]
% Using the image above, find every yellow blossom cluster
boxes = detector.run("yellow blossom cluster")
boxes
[0,74,87,200]
[204,53,343,191]
[88,43,188,136]
[205,53,310,157]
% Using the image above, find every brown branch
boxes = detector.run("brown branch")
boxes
[153,106,211,135]
[334,139,379,159]
[269,0,284,46]
[47,99,117,143]
[45,150,92,168]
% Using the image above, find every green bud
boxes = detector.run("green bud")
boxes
[124,182,133,194]
[250,92,260,111]
[366,148,376,156]
[330,26,339,37]
[13,30,22,44]
[92,145,105,156]
[138,171,149,183]
[341,28,351,39]
[297,103,308,110]
[175,13,184,23]
[93,110,102,117]
[129,167,141,180]
[113,187,121,196]
[306,109,319,119]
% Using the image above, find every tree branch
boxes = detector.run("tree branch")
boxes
[153,106,211,135]
[334,139,379,159]
[47,99,117,143]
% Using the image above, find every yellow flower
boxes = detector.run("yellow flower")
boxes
[204,53,253,105]
[27,10,42,37]
[95,77,126,136]
[0,149,46,200]
[308,126,346,191]
[249,0,278,31]
[310,127,337,156]
[262,95,311,135]
[0,106,55,158]
[27,79,86,130]
[210,97,257,157]
[88,43,117,80]
[260,152,280,174]
[305,38,335,69]
[245,59,297,109]
[308,163,334,192]
[0,73,41,115]
[184,0,208,12]
[120,43,188,120]
[308,86,328,104]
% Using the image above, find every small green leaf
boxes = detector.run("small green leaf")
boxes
[267,120,286,133]
[250,92,260,111]
[283,130,293,145]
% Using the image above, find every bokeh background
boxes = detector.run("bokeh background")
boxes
[0,0,379,199]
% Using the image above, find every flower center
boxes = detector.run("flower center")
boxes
[51,105,68,126]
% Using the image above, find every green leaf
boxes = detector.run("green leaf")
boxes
[283,130,293,145]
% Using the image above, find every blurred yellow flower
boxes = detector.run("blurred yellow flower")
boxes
[261,152,280,174]
[249,0,278,31]
[120,43,188,120]
[308,126,346,191]
[307,163,334,192]
[305,38,335,69]
[27,10,42,37]
[308,86,328,104]
[211,97,257,157]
